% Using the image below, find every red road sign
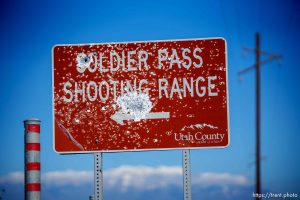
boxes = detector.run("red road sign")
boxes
[52,38,229,153]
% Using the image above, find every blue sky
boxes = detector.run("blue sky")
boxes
[1,0,300,199]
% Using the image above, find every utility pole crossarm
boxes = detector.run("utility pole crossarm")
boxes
[243,47,282,57]
[238,54,282,77]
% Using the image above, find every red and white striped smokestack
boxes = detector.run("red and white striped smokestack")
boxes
[24,118,41,200]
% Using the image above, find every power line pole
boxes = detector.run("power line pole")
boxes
[255,32,261,198]
[238,32,282,200]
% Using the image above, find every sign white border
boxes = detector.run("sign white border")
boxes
[52,37,230,154]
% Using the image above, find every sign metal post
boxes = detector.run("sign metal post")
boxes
[94,153,103,200]
[183,150,192,200]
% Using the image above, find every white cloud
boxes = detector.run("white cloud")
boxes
[105,165,182,191]
[0,172,24,184]
[44,170,93,186]
[194,172,249,186]
[0,165,249,192]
